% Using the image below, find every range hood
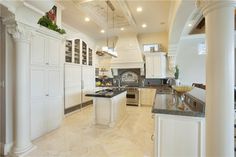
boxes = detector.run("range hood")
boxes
[111,33,144,69]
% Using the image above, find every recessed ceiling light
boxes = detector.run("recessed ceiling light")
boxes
[120,27,124,31]
[85,17,90,22]
[136,7,142,12]
[188,23,193,27]
[100,29,105,33]
[142,24,147,28]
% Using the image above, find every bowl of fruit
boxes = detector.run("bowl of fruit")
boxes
[172,85,194,94]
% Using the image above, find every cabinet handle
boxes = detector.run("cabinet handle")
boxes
[46,94,49,96]
[151,134,154,141]
[46,62,49,65]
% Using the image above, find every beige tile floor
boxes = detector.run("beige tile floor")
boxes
[25,105,154,157]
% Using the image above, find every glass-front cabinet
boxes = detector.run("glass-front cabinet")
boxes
[82,41,87,65]
[65,39,93,66]
[74,39,80,64]
[65,40,72,62]
[88,48,92,66]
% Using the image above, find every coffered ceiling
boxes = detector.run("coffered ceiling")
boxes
[59,0,171,40]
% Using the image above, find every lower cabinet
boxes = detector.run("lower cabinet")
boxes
[30,66,63,140]
[154,114,205,157]
[140,88,156,106]
[64,64,95,111]
[82,66,95,103]
[64,64,82,109]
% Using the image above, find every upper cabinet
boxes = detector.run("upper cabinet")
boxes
[88,48,93,66]
[31,33,61,67]
[74,39,80,64]
[82,41,87,65]
[65,39,93,66]
[65,40,72,63]
[145,52,166,78]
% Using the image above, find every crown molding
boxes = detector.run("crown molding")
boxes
[168,44,178,56]
[196,0,236,16]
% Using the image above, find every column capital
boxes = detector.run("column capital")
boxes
[196,0,236,16]
[3,16,33,43]
[167,44,178,57]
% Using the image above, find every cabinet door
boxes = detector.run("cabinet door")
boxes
[65,65,82,109]
[153,55,162,78]
[140,88,156,106]
[46,68,63,131]
[47,38,60,67]
[31,34,45,65]
[140,88,150,105]
[82,66,95,102]
[31,100,47,140]
[145,56,154,78]
[47,68,62,97]
[47,97,63,132]
[160,55,166,78]
[30,67,47,140]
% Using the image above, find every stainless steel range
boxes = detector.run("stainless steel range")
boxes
[117,69,140,106]
[126,87,139,106]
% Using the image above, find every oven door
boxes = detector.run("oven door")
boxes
[126,92,139,104]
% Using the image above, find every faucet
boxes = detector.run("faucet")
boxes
[117,77,121,88]
[167,78,176,86]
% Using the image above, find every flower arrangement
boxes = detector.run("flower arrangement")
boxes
[37,6,66,34]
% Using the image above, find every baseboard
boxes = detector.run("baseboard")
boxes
[1,142,13,156]
[64,100,93,114]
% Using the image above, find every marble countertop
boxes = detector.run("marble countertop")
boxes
[86,88,127,98]
[152,89,205,117]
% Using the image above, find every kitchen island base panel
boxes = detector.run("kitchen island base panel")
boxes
[154,114,205,157]
[93,91,127,127]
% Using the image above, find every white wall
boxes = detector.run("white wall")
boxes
[138,31,168,52]
[176,38,206,85]
[62,23,95,48]
[62,23,96,65]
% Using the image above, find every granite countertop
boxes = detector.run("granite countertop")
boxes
[86,88,127,98]
[152,88,205,117]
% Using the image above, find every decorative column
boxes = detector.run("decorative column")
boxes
[167,44,178,77]
[197,1,236,156]
[6,22,34,156]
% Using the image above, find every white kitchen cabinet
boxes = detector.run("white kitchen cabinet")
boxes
[65,64,82,109]
[82,66,95,103]
[93,91,127,127]
[145,52,166,78]
[47,38,60,67]
[154,113,205,157]
[30,33,63,140]
[64,64,95,110]
[140,88,156,106]
[31,34,45,65]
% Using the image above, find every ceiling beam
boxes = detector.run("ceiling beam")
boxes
[116,0,136,27]
[72,0,96,5]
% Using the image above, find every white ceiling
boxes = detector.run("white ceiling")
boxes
[59,0,171,40]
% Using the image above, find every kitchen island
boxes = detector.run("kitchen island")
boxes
[152,88,206,157]
[86,88,127,127]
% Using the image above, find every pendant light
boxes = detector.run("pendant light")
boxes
[101,0,117,58]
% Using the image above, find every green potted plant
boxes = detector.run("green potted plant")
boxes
[174,65,180,85]
[174,65,179,79]
[37,15,66,34]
